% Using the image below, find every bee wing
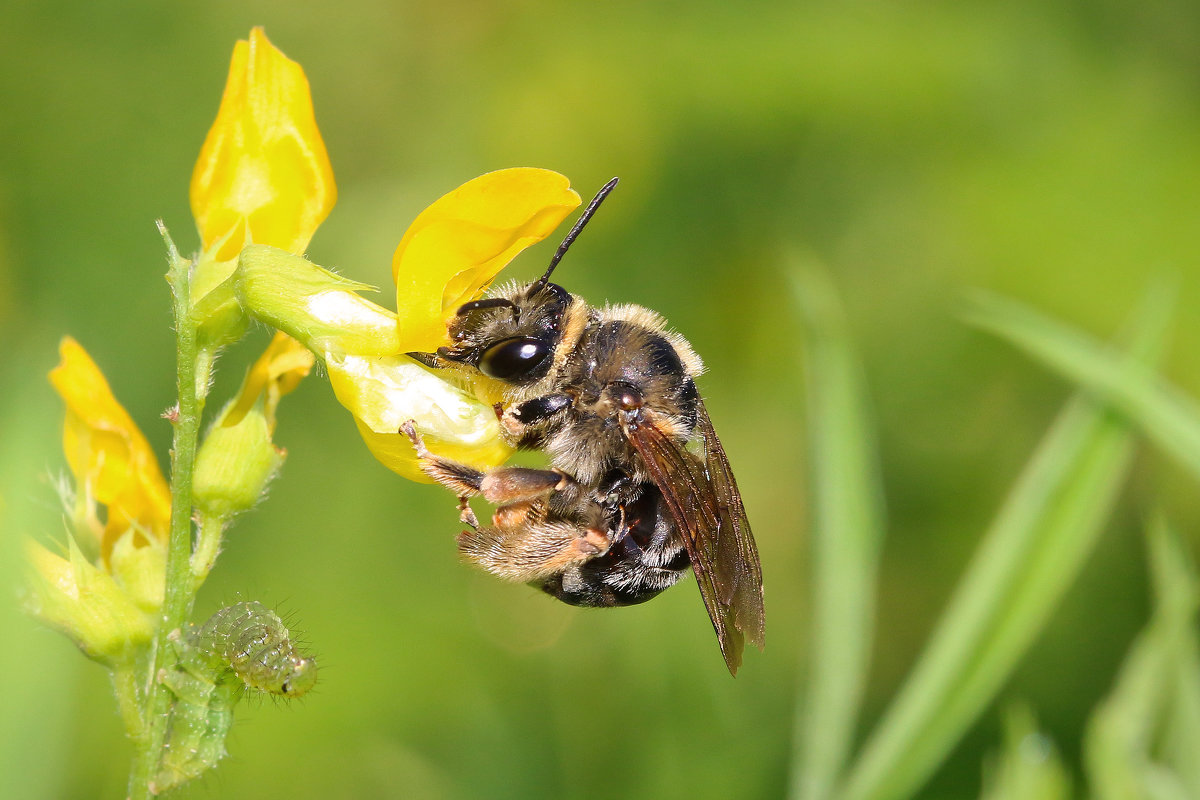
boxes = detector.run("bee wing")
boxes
[622,399,764,675]
[694,396,765,648]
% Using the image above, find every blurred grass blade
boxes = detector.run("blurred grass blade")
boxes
[1083,516,1199,800]
[962,286,1200,483]
[1155,519,1200,797]
[789,263,886,800]
[978,705,1071,800]
[839,286,1173,800]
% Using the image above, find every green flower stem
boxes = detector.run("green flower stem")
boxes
[190,512,228,591]
[128,228,211,800]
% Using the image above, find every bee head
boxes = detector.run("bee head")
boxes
[436,282,570,384]
[416,178,619,386]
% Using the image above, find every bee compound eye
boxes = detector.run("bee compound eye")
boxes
[478,337,552,381]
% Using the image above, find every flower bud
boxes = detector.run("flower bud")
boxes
[193,331,314,517]
[194,396,284,518]
[23,539,154,665]
[236,245,401,356]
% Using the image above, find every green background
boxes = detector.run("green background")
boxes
[3,1,1200,797]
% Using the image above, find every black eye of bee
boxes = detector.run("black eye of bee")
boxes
[478,337,552,381]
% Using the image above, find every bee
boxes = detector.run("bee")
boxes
[403,178,764,674]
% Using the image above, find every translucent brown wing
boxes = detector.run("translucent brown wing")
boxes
[621,397,764,675]
[693,396,765,649]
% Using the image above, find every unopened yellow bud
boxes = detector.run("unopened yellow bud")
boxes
[23,539,154,665]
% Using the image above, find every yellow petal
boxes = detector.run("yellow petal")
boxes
[191,27,336,261]
[392,168,581,353]
[225,330,315,431]
[49,338,171,550]
[325,351,513,481]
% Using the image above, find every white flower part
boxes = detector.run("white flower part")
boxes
[324,351,502,447]
[305,290,394,331]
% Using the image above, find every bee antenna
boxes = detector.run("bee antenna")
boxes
[532,177,619,292]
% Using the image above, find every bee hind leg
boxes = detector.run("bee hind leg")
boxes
[457,519,610,583]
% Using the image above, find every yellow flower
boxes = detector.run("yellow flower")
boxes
[29,338,169,660]
[191,26,335,261]
[194,332,315,517]
[235,168,581,481]
[188,27,336,350]
[49,337,171,556]
[392,168,581,353]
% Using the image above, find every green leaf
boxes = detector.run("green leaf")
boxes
[839,286,1173,800]
[979,706,1071,800]
[1083,516,1200,800]
[1157,522,1200,798]
[961,284,1200,484]
[789,262,887,800]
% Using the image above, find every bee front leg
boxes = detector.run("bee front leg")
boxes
[400,419,574,505]
[501,393,573,440]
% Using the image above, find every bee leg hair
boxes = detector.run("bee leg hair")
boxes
[457,519,609,583]
[401,419,572,504]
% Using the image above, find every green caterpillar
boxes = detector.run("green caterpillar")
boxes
[152,602,317,794]
[190,601,318,696]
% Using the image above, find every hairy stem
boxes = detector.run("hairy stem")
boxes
[127,228,210,799]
